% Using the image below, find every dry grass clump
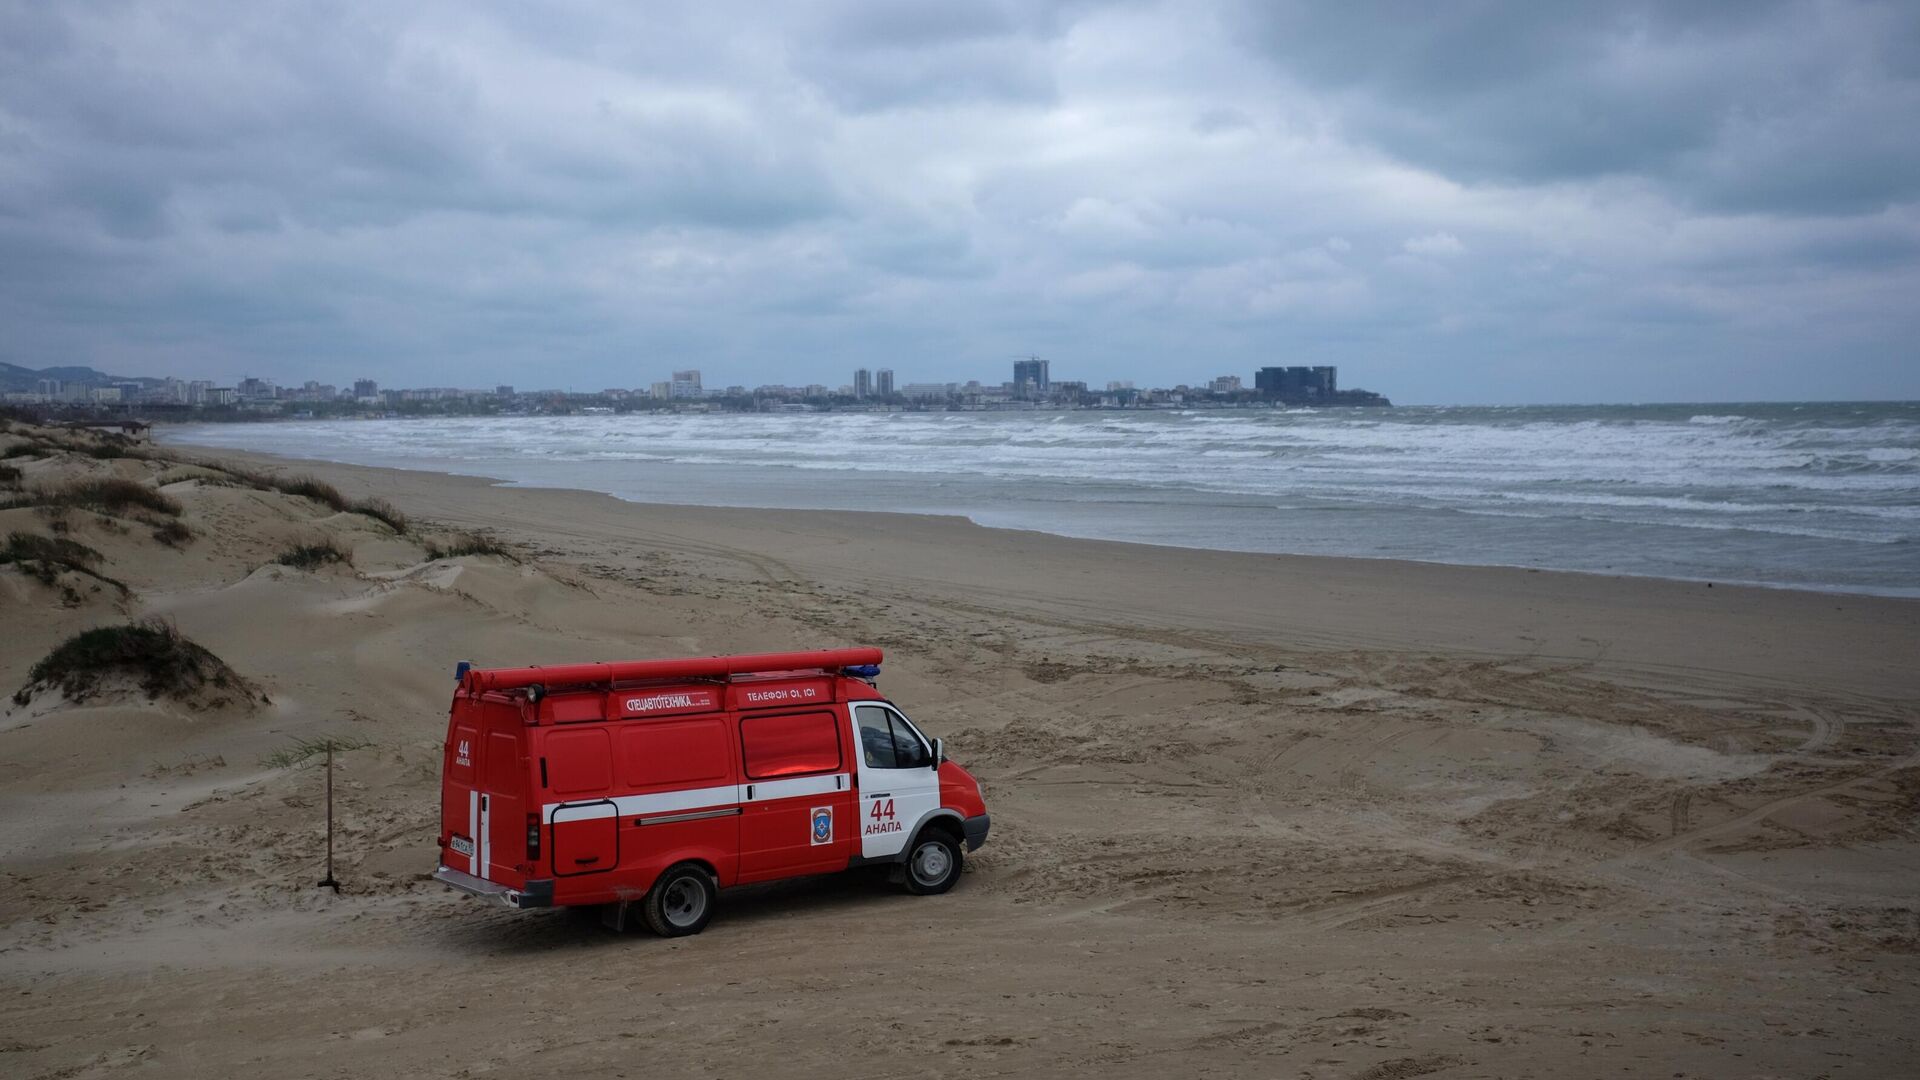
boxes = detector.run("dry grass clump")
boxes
[425,533,519,562]
[0,429,153,462]
[273,474,348,511]
[274,537,352,569]
[12,618,257,707]
[154,465,232,486]
[30,477,182,517]
[0,531,129,598]
[191,463,408,533]
[349,497,408,534]
[73,439,156,461]
[150,519,194,547]
[0,463,21,486]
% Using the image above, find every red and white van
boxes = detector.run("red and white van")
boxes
[432,648,989,935]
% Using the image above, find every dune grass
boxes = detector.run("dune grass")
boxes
[29,477,182,517]
[349,497,408,534]
[150,519,194,547]
[273,474,348,511]
[424,533,519,562]
[0,531,128,596]
[194,463,409,533]
[13,619,254,707]
[274,537,352,569]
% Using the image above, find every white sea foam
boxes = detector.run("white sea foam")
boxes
[164,403,1920,593]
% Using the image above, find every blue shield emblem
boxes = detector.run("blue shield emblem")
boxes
[810,806,833,845]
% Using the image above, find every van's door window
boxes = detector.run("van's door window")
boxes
[856,705,898,768]
[741,711,841,779]
[856,705,928,770]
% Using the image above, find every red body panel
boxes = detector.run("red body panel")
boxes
[436,649,985,911]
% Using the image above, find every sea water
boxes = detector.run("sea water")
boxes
[165,402,1920,596]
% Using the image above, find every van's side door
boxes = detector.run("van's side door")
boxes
[542,727,619,877]
[737,709,854,882]
[851,703,941,861]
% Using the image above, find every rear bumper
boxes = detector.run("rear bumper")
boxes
[434,866,554,909]
[962,813,991,852]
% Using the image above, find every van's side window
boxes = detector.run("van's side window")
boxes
[856,705,929,770]
[741,711,842,779]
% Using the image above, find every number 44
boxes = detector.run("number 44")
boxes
[869,798,895,822]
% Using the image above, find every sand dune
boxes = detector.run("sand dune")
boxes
[2,422,1916,1078]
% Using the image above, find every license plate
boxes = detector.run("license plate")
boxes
[449,834,475,857]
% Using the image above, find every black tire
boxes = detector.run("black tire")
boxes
[903,830,963,895]
[642,863,717,937]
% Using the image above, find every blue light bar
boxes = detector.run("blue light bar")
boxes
[843,664,881,678]
[455,660,472,682]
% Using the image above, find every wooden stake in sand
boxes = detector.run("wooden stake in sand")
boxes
[317,740,340,893]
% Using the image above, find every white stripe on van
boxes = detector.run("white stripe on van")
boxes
[468,789,480,876]
[480,794,491,879]
[751,772,845,802]
[541,773,849,824]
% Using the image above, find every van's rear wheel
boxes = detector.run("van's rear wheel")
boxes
[643,863,716,937]
[904,831,962,895]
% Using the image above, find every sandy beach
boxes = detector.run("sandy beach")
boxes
[3,423,1917,1078]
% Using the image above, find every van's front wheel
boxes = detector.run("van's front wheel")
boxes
[904,832,962,895]
[643,863,716,937]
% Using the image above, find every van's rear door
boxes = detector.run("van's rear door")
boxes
[444,700,528,882]
[443,707,485,877]
[478,708,527,882]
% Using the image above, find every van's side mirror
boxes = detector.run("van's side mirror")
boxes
[931,737,943,769]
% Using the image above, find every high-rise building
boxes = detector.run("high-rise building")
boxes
[1254,366,1337,399]
[1210,375,1242,393]
[875,369,894,396]
[1013,357,1049,395]
[853,368,872,398]
[353,379,379,400]
[670,369,702,399]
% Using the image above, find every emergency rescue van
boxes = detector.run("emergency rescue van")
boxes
[433,648,990,935]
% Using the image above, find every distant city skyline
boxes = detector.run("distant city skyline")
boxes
[2,3,1917,405]
[2,357,1386,411]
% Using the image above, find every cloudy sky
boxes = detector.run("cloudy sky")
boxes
[3,1,1917,403]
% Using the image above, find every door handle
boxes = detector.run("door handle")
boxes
[574,856,600,865]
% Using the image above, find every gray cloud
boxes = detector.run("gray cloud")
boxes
[0,0,1915,403]
[1233,1,1920,215]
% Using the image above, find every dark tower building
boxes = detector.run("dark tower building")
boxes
[1255,366,1338,400]
[1013,357,1050,396]
[876,369,895,396]
[854,368,872,398]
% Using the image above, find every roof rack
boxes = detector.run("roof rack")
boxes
[460,648,883,693]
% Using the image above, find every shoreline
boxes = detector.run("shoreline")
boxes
[165,439,1920,701]
[159,435,1920,603]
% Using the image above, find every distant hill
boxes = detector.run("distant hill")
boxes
[0,362,163,392]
